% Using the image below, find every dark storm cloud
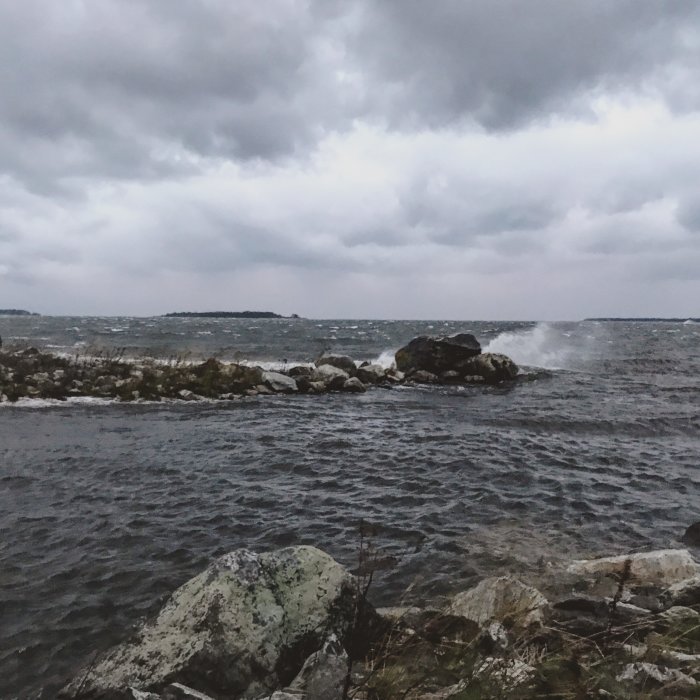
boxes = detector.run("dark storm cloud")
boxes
[350,0,700,130]
[2,0,699,192]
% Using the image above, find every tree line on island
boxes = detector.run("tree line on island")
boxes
[163,311,300,318]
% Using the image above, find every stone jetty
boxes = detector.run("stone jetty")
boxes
[0,333,519,403]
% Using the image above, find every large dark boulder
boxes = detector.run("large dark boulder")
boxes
[394,333,481,376]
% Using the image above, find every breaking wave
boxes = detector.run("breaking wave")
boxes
[483,322,600,370]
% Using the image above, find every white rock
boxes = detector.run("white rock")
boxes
[262,371,298,393]
[617,662,697,688]
[567,549,700,586]
[447,576,548,628]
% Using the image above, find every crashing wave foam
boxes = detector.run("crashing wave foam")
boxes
[484,322,598,370]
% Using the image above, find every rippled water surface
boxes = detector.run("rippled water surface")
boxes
[1,317,699,698]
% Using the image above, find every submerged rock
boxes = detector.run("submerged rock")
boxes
[60,546,357,699]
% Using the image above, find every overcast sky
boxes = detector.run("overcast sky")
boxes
[1,0,699,319]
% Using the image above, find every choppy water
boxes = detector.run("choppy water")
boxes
[1,317,699,698]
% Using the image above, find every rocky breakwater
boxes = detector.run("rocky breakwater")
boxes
[60,545,700,699]
[0,335,518,403]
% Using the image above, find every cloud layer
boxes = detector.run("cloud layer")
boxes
[1,0,699,318]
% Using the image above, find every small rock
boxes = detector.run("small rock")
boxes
[662,575,700,608]
[475,657,535,689]
[282,633,347,700]
[355,364,386,384]
[288,365,313,378]
[447,576,548,629]
[262,371,298,393]
[567,549,700,587]
[315,354,357,374]
[439,370,461,384]
[461,353,519,383]
[342,377,366,393]
[659,605,700,622]
[129,690,159,700]
[177,389,195,401]
[409,370,438,383]
[162,683,216,699]
[682,521,700,547]
[617,662,697,688]
[311,364,349,390]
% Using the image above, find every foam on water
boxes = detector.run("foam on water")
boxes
[373,350,397,369]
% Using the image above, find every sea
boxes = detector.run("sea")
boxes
[1,316,699,698]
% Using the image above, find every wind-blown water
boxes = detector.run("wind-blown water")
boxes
[1,317,699,698]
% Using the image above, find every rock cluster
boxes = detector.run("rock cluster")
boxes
[0,334,519,403]
[60,546,700,699]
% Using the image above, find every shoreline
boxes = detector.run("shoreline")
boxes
[59,541,700,699]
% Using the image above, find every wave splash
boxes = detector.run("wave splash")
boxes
[484,322,597,370]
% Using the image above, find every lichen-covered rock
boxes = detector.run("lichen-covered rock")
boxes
[315,354,357,374]
[567,549,700,587]
[60,547,357,699]
[447,577,548,629]
[262,371,298,393]
[395,334,481,376]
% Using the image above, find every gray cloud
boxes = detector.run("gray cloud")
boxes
[1,0,700,317]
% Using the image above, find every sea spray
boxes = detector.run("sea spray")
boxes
[484,322,603,370]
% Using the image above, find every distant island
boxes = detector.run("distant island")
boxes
[164,311,299,319]
[0,309,38,316]
[585,317,698,322]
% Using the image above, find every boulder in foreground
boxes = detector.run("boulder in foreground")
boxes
[61,546,356,699]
